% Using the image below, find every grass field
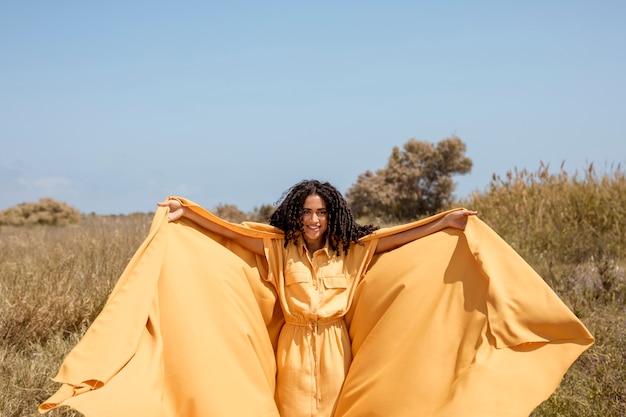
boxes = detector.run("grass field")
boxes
[1,164,624,416]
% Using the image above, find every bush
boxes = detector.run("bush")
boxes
[0,198,81,226]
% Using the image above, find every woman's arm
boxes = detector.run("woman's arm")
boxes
[374,209,477,254]
[157,199,265,256]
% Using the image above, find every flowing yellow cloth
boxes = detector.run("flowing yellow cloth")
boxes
[39,198,593,417]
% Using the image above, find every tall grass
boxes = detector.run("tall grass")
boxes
[2,163,625,416]
[1,213,152,417]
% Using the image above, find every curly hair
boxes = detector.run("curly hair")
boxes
[269,179,378,255]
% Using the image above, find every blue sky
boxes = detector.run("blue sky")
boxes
[1,1,624,214]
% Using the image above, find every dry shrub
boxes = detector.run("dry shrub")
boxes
[0,198,81,226]
[464,162,626,265]
[214,203,248,223]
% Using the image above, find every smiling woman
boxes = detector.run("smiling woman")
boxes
[39,179,593,417]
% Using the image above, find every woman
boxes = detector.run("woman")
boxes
[159,179,476,417]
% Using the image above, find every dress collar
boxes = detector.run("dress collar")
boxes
[300,239,330,257]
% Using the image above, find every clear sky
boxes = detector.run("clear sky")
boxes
[1,1,624,214]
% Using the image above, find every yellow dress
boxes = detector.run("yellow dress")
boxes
[263,239,376,417]
[39,198,594,417]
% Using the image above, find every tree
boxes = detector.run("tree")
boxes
[346,136,472,223]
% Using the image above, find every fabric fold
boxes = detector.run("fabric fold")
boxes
[40,207,169,412]
[39,205,282,416]
[338,216,593,417]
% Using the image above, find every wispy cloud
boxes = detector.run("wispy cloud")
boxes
[17,176,72,195]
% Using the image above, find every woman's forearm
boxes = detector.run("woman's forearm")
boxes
[188,210,264,255]
[374,209,475,254]
[374,217,447,254]
[164,201,265,255]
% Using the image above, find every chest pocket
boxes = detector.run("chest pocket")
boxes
[284,263,311,286]
[317,255,349,289]
[322,276,348,289]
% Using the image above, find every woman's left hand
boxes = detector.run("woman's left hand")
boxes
[442,209,478,230]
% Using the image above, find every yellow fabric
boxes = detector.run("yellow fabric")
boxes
[39,198,593,417]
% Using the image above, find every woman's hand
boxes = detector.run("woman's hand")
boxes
[157,199,185,222]
[441,208,478,230]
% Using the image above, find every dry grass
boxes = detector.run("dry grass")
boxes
[1,213,152,417]
[2,163,625,416]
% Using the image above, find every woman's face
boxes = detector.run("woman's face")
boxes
[301,194,328,252]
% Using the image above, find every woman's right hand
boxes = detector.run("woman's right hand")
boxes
[157,199,185,222]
